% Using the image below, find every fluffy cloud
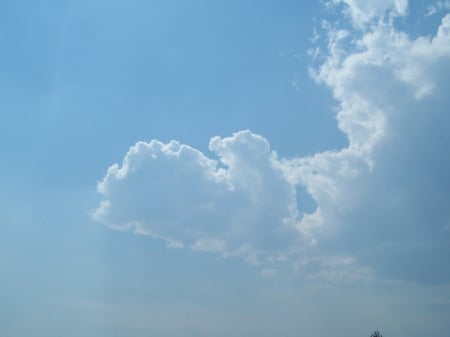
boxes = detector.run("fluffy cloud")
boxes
[95,1,450,283]
[94,130,300,265]
[286,4,450,283]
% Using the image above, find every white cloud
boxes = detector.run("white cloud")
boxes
[94,130,301,265]
[95,2,450,283]
[329,0,408,28]
[427,1,450,16]
[286,6,450,282]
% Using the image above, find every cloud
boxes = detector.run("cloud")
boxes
[94,130,300,265]
[285,4,450,283]
[427,1,450,16]
[329,0,408,28]
[294,255,375,283]
[94,1,450,283]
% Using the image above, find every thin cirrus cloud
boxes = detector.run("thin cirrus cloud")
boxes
[94,0,450,284]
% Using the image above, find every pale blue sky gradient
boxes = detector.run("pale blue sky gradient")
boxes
[1,1,450,336]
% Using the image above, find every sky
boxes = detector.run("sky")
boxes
[1,0,450,336]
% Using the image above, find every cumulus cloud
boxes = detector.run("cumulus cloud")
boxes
[94,130,300,265]
[95,1,450,283]
[286,3,450,283]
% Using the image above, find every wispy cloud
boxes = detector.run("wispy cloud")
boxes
[328,0,408,28]
[427,1,450,16]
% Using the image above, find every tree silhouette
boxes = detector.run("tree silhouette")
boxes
[370,331,382,337]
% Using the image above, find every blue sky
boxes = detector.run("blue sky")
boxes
[1,1,450,336]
